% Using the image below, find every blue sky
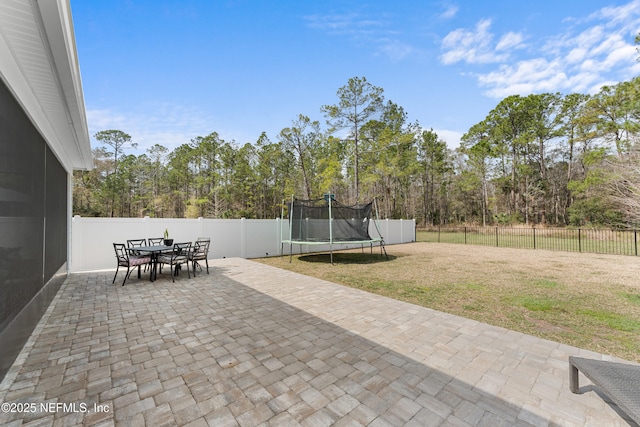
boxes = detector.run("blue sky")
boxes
[71,0,640,154]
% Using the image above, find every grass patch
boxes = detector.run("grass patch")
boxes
[458,282,484,291]
[531,279,562,288]
[511,296,567,312]
[578,309,640,332]
[256,243,640,361]
[621,292,640,305]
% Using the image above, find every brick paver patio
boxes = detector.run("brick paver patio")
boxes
[0,258,635,426]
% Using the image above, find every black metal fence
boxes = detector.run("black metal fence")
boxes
[418,227,640,256]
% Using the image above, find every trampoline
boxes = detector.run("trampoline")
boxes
[280,195,388,263]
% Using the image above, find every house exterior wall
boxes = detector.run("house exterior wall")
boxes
[0,78,69,380]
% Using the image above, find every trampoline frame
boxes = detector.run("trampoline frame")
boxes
[280,195,388,264]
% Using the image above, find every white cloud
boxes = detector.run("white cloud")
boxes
[591,32,624,56]
[439,4,459,20]
[588,79,620,94]
[377,38,415,61]
[434,129,463,150]
[304,13,385,35]
[570,31,637,75]
[565,72,599,93]
[566,47,587,64]
[478,58,569,97]
[440,19,518,64]
[604,44,637,68]
[449,0,640,99]
[594,0,640,27]
[576,26,605,51]
[304,12,417,62]
[496,32,524,51]
[627,61,640,78]
[86,104,221,154]
[86,109,129,130]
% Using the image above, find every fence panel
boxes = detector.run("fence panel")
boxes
[71,216,416,272]
[419,227,638,257]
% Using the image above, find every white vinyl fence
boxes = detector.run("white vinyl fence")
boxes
[70,216,416,272]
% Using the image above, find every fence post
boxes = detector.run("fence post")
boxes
[240,218,246,257]
[276,218,282,255]
[533,228,536,250]
[198,216,204,238]
[578,228,582,252]
[635,229,637,256]
[496,227,499,247]
[438,226,441,243]
[464,226,467,244]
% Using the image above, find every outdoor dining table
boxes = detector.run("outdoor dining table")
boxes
[133,245,172,282]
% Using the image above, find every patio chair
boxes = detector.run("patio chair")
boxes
[127,238,146,252]
[147,237,166,272]
[189,238,210,276]
[196,237,211,246]
[127,238,149,271]
[158,242,191,282]
[112,243,151,286]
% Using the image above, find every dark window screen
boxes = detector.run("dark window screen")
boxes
[45,147,67,280]
[0,78,66,331]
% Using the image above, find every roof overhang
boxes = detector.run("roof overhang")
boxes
[0,0,93,172]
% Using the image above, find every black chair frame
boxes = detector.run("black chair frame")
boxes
[113,243,151,286]
[127,238,149,272]
[147,237,167,272]
[158,242,192,283]
[190,238,210,276]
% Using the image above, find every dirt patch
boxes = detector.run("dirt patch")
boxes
[388,242,640,291]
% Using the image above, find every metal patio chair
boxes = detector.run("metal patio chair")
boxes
[189,238,210,276]
[127,238,149,271]
[112,243,151,286]
[158,242,192,282]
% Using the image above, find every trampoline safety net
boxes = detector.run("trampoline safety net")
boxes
[287,198,374,242]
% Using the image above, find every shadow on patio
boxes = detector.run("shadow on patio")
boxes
[0,258,633,426]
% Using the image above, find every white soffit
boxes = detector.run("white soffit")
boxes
[0,0,92,172]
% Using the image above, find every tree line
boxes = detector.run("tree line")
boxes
[73,75,640,228]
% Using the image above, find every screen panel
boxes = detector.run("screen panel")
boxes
[44,146,67,280]
[0,79,46,331]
